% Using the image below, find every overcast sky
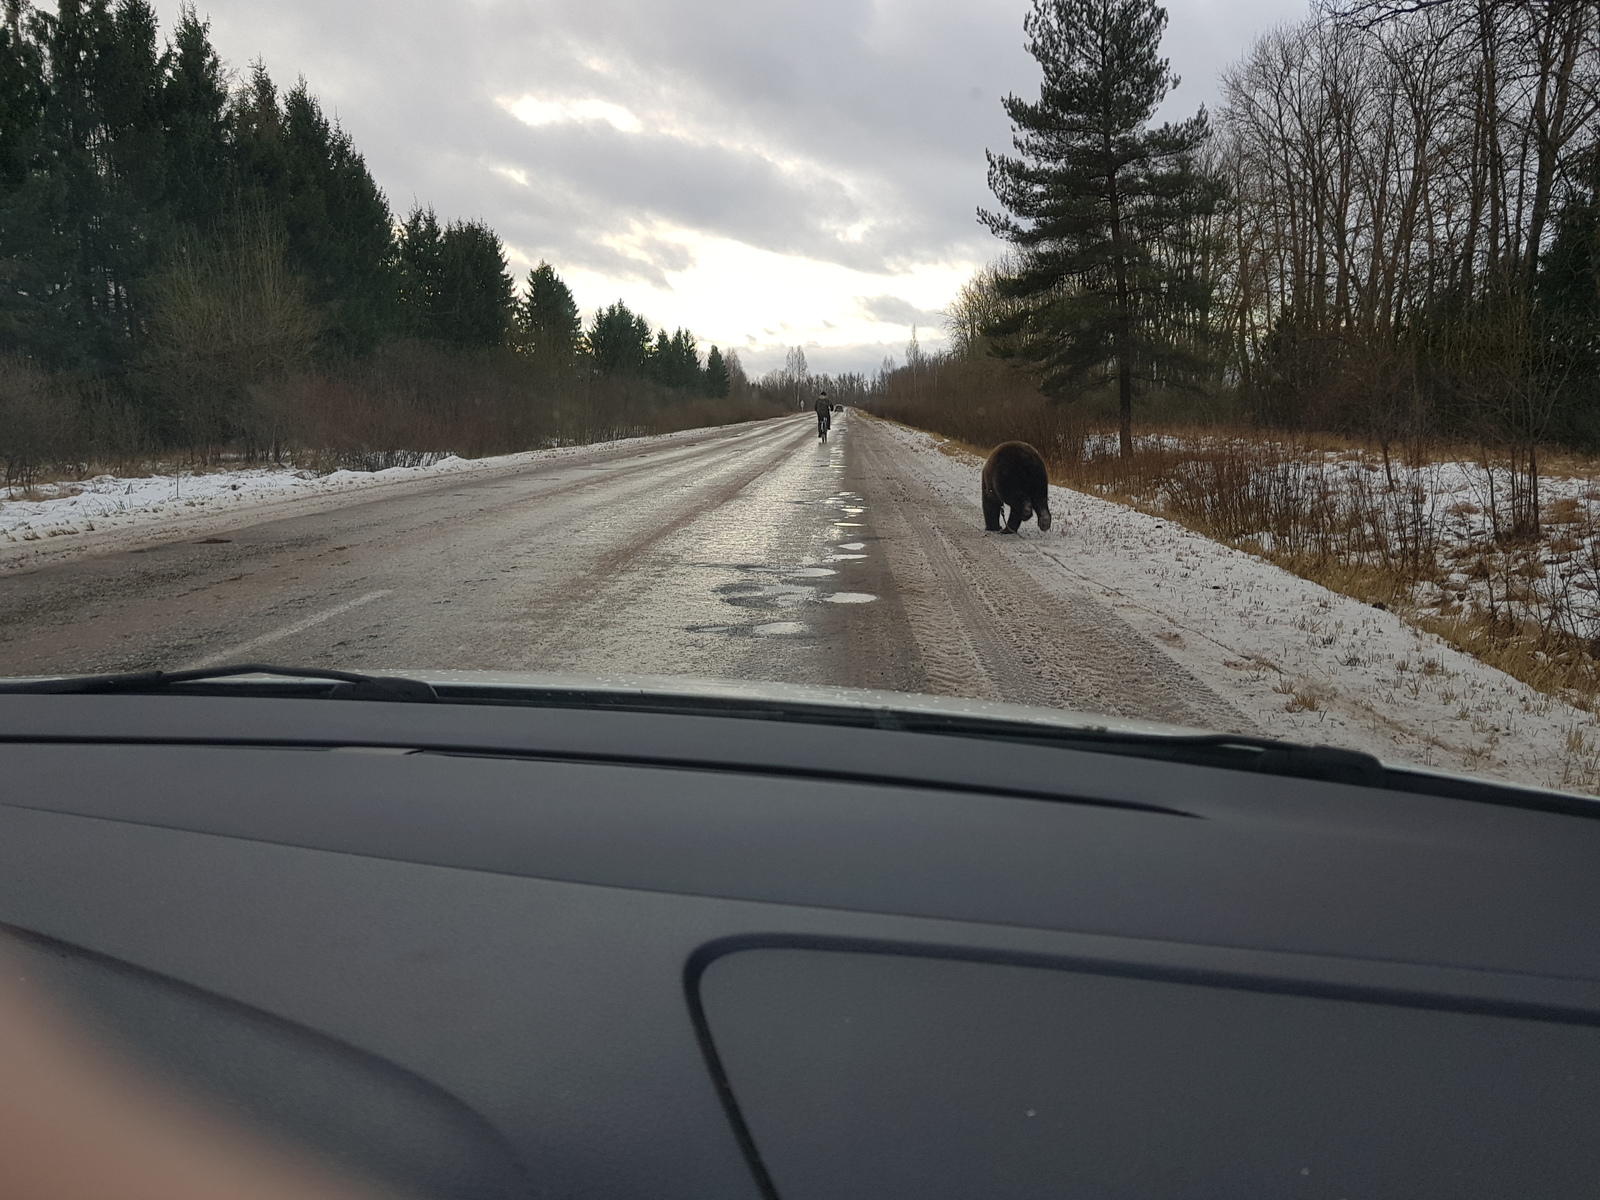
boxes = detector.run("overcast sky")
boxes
[151,0,1311,375]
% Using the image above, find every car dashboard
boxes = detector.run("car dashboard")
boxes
[1,685,1599,1199]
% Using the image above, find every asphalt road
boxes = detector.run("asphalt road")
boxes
[0,413,1239,727]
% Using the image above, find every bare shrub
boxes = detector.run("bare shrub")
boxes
[261,341,787,472]
[0,356,74,488]
[139,210,322,460]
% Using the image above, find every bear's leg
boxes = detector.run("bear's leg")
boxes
[983,490,1004,532]
[1004,502,1027,533]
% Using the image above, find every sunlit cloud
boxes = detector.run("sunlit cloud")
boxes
[501,95,642,133]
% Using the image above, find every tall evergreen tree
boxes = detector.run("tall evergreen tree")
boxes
[229,61,285,201]
[1539,143,1600,442]
[516,260,580,362]
[668,328,700,389]
[586,300,652,374]
[95,0,171,354]
[646,326,702,390]
[278,81,399,353]
[704,345,729,397]
[432,219,512,347]
[15,0,151,366]
[397,203,443,334]
[156,3,230,234]
[981,0,1214,456]
[231,68,399,354]
[650,327,672,381]
[0,1,60,357]
[397,210,513,347]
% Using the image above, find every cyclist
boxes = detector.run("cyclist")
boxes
[814,391,831,441]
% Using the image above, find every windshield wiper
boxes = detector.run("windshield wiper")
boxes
[0,663,437,703]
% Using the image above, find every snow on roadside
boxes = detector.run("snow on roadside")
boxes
[880,419,1600,795]
[0,422,762,573]
[1,457,481,544]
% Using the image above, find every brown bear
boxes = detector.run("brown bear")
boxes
[981,441,1053,534]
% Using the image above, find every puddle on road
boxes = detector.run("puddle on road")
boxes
[689,480,876,636]
[716,581,814,609]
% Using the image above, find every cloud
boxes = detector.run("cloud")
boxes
[859,295,947,329]
[502,95,642,133]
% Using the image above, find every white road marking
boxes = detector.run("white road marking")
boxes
[189,589,393,668]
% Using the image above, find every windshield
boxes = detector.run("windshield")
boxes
[2,0,1598,796]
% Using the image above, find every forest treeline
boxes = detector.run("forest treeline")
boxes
[883,0,1598,537]
[0,0,765,482]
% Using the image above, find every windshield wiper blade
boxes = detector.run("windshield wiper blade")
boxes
[423,682,1387,786]
[0,663,437,702]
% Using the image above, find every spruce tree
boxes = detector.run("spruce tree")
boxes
[981,0,1213,457]
[157,4,231,234]
[434,219,513,347]
[669,328,700,389]
[279,81,399,353]
[650,327,672,382]
[0,1,58,358]
[397,203,443,335]
[516,261,580,363]
[586,301,651,374]
[704,345,730,397]
[1538,143,1600,441]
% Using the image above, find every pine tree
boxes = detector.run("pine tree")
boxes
[516,261,580,363]
[229,62,287,213]
[433,219,513,347]
[1538,143,1600,442]
[669,328,700,390]
[704,345,730,397]
[650,327,672,382]
[649,327,701,390]
[981,0,1214,457]
[231,70,399,354]
[157,4,230,234]
[0,1,60,358]
[278,81,399,353]
[397,203,443,334]
[586,301,652,374]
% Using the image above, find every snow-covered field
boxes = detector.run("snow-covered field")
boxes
[1080,432,1600,647]
[0,423,754,574]
[886,421,1600,795]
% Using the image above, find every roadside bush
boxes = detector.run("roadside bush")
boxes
[138,212,322,460]
[0,355,73,487]
[259,340,788,472]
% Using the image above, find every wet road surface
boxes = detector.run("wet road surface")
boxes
[0,414,1240,726]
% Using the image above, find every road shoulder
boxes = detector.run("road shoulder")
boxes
[869,415,1600,792]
